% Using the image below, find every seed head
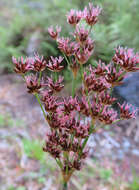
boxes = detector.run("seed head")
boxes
[32,53,46,72]
[47,56,64,72]
[48,25,61,40]
[67,9,82,25]
[83,3,102,26]
[25,74,42,94]
[113,47,139,72]
[12,56,32,74]
[118,102,137,119]
[46,76,64,93]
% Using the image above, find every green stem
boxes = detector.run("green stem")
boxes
[22,74,25,80]
[54,72,58,82]
[35,93,47,120]
[79,123,94,158]
[72,74,76,97]
[89,25,93,35]
[64,152,69,175]
[80,64,84,80]
[118,71,126,81]
[62,181,68,190]
[62,52,70,66]
[110,87,113,95]
[38,71,42,85]
[56,158,63,169]
[112,118,123,124]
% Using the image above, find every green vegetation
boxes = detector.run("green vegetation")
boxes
[0,113,24,127]
[129,168,139,190]
[7,186,26,190]
[22,139,46,163]
[99,168,113,181]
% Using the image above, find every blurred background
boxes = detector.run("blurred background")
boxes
[0,0,139,189]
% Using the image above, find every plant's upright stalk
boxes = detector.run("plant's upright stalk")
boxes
[62,52,70,67]
[22,74,25,80]
[62,181,68,190]
[89,25,93,34]
[54,71,58,82]
[72,73,76,97]
[38,71,42,85]
[35,93,47,120]
[80,64,84,80]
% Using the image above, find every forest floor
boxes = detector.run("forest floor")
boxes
[0,74,139,190]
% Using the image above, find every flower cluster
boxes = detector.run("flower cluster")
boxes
[113,47,139,72]
[12,2,139,189]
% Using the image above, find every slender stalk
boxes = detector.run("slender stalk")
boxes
[35,93,47,120]
[89,25,93,34]
[72,74,76,97]
[22,73,25,80]
[54,71,58,82]
[62,52,70,66]
[80,64,84,80]
[64,152,69,175]
[38,71,42,85]
[56,158,63,169]
[62,181,68,190]
[79,123,94,158]
[110,87,113,95]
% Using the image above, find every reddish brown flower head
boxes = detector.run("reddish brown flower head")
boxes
[72,159,82,170]
[75,26,89,43]
[75,48,92,65]
[12,56,32,74]
[57,37,75,56]
[59,133,71,151]
[71,139,82,152]
[76,96,90,117]
[61,96,78,115]
[84,70,110,93]
[98,91,116,105]
[83,3,102,26]
[63,161,73,172]
[43,135,61,158]
[58,113,76,131]
[113,47,139,72]
[99,107,117,124]
[47,113,61,129]
[90,101,102,119]
[83,70,95,89]
[73,122,90,139]
[105,65,125,87]
[89,77,110,93]
[46,131,60,145]
[32,53,46,72]
[47,56,64,72]
[41,89,53,102]
[93,61,106,76]
[84,37,94,52]
[118,102,137,119]
[48,25,61,40]
[44,96,60,112]
[67,9,82,25]
[25,74,42,94]
[46,76,64,93]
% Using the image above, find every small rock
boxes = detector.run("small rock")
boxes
[132,149,139,156]
[122,139,131,149]
[117,150,124,159]
[103,132,120,148]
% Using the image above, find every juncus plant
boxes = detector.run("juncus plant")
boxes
[12,3,139,190]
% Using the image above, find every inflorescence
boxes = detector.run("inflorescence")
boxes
[12,2,139,186]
